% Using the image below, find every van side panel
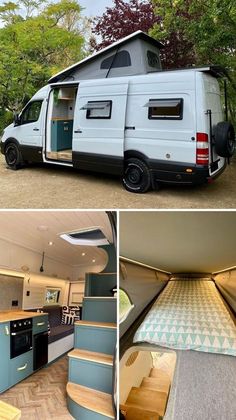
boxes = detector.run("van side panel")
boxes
[72,80,128,174]
[125,73,196,165]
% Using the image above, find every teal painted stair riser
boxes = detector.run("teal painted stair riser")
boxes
[69,358,113,393]
[82,298,117,323]
[85,273,117,297]
[67,397,113,420]
[74,325,116,355]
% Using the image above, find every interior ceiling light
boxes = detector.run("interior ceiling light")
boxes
[92,259,96,263]
[48,241,53,246]
[60,227,109,246]
[82,252,86,256]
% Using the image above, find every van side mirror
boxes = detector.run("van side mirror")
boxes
[13,113,21,126]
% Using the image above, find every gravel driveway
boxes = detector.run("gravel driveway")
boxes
[0,154,235,209]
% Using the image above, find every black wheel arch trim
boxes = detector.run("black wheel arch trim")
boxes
[2,137,21,153]
[124,150,150,166]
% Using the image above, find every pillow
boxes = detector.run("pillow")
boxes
[62,305,81,325]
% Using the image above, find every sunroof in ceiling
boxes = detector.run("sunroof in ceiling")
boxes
[60,227,109,246]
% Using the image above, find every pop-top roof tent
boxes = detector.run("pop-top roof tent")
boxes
[49,31,164,83]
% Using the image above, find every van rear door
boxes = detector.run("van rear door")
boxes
[73,80,128,175]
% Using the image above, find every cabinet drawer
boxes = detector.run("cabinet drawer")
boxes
[33,315,48,334]
[10,350,33,386]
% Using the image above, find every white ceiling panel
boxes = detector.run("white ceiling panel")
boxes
[0,211,112,267]
[120,211,236,273]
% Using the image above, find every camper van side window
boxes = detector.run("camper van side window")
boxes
[100,51,131,69]
[82,101,112,119]
[21,100,43,125]
[147,98,183,120]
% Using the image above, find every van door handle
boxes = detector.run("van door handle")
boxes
[74,129,82,133]
[125,126,135,130]
[33,128,39,131]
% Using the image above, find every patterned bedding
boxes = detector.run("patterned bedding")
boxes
[133,280,236,356]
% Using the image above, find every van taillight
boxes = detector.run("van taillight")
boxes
[196,132,209,165]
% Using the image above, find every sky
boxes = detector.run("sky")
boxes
[79,0,114,17]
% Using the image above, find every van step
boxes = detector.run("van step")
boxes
[68,348,113,393]
[120,405,160,420]
[74,321,116,355]
[74,320,116,329]
[141,376,170,394]
[125,387,167,417]
[149,368,171,382]
[82,297,117,323]
[67,382,115,419]
[68,349,113,366]
[46,150,72,161]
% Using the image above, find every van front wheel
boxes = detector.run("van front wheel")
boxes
[123,158,151,193]
[5,142,24,170]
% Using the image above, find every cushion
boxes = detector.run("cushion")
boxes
[62,305,81,325]
[43,305,62,327]
[48,324,74,344]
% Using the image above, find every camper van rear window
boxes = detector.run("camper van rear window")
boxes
[147,98,183,120]
[147,51,160,69]
[81,101,112,119]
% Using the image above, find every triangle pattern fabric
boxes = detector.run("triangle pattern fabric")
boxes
[133,279,236,357]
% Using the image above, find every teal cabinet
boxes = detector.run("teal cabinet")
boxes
[33,315,48,335]
[0,322,10,393]
[51,119,73,151]
[10,350,33,387]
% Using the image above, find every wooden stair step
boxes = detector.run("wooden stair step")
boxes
[141,376,170,394]
[68,349,113,366]
[67,382,114,418]
[0,400,21,420]
[74,320,116,329]
[149,368,171,382]
[125,387,167,417]
[120,405,160,420]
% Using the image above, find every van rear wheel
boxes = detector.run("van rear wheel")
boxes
[5,142,24,170]
[123,158,151,193]
[214,122,235,158]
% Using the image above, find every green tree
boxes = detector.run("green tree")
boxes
[0,0,85,129]
[151,0,236,123]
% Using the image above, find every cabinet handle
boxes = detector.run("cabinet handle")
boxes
[37,322,45,326]
[17,363,27,371]
[4,326,9,336]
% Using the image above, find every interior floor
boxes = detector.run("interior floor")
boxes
[46,86,77,162]
[0,356,73,419]
[46,149,72,162]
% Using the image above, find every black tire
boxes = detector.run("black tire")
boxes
[123,158,151,193]
[214,122,235,158]
[5,142,24,170]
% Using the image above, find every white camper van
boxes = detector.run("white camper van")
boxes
[1,32,235,193]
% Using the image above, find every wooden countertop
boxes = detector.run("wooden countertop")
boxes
[0,311,47,323]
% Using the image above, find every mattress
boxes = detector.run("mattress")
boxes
[133,280,236,356]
